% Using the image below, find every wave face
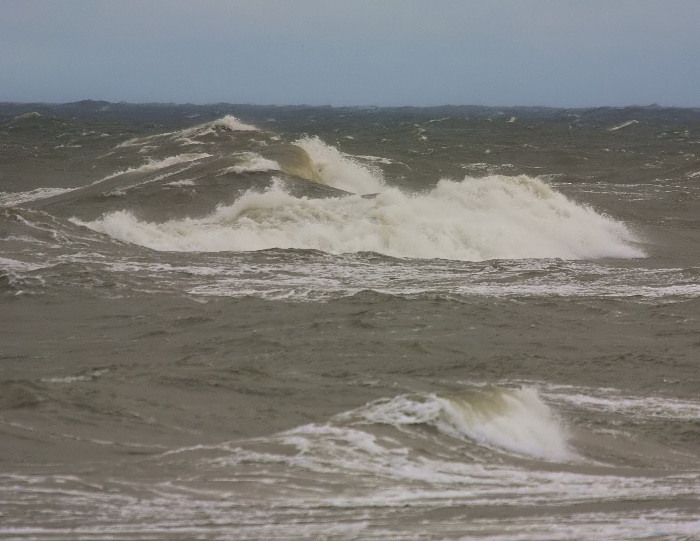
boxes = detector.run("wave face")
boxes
[294,136,386,194]
[52,114,643,260]
[77,174,642,260]
[341,387,572,461]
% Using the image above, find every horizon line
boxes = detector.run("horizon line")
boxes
[2,99,700,112]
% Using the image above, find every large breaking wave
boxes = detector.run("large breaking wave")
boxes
[69,115,643,261]
[77,174,642,261]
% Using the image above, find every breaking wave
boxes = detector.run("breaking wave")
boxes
[75,174,644,261]
[295,136,385,194]
[344,386,572,461]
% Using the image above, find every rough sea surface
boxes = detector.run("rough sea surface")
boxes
[1,102,699,539]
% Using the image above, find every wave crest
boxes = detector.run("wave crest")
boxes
[349,387,572,461]
[74,175,644,261]
[295,136,385,194]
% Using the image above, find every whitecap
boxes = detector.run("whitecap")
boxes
[74,175,644,261]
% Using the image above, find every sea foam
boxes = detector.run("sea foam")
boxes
[349,387,572,461]
[100,152,211,180]
[76,175,644,261]
[226,153,280,174]
[295,136,385,194]
[180,115,259,137]
[0,187,77,208]
[212,115,259,132]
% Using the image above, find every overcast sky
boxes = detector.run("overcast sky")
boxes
[2,0,699,107]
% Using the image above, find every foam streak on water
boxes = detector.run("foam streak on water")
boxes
[0,187,77,207]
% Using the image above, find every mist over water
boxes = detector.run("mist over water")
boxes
[1,102,699,539]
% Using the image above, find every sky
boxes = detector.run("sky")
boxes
[1,0,699,108]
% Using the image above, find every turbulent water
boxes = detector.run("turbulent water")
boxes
[1,102,699,539]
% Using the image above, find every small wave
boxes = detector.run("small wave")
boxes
[211,115,259,132]
[347,387,572,461]
[188,387,571,493]
[13,111,42,121]
[179,115,259,138]
[226,153,280,174]
[74,175,644,261]
[115,115,258,149]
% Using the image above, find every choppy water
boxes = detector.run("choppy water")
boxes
[1,102,699,539]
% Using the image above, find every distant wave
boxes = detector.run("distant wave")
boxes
[180,115,260,137]
[116,115,259,148]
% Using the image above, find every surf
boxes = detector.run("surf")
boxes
[9,114,642,261]
[75,174,644,261]
[343,386,573,461]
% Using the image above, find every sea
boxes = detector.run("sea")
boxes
[1,101,699,540]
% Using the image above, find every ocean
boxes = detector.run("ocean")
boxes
[1,101,699,539]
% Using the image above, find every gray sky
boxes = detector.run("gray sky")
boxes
[2,0,699,107]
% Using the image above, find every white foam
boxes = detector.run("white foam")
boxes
[99,152,211,180]
[166,179,196,187]
[0,187,76,207]
[116,133,172,148]
[114,116,259,152]
[211,115,259,132]
[350,387,572,461]
[354,155,395,165]
[608,120,640,131]
[13,111,41,120]
[41,369,109,384]
[2,393,697,541]
[438,389,572,460]
[0,257,51,272]
[174,136,202,146]
[76,175,644,261]
[226,153,280,174]
[294,136,385,194]
[178,115,260,138]
[541,384,700,421]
